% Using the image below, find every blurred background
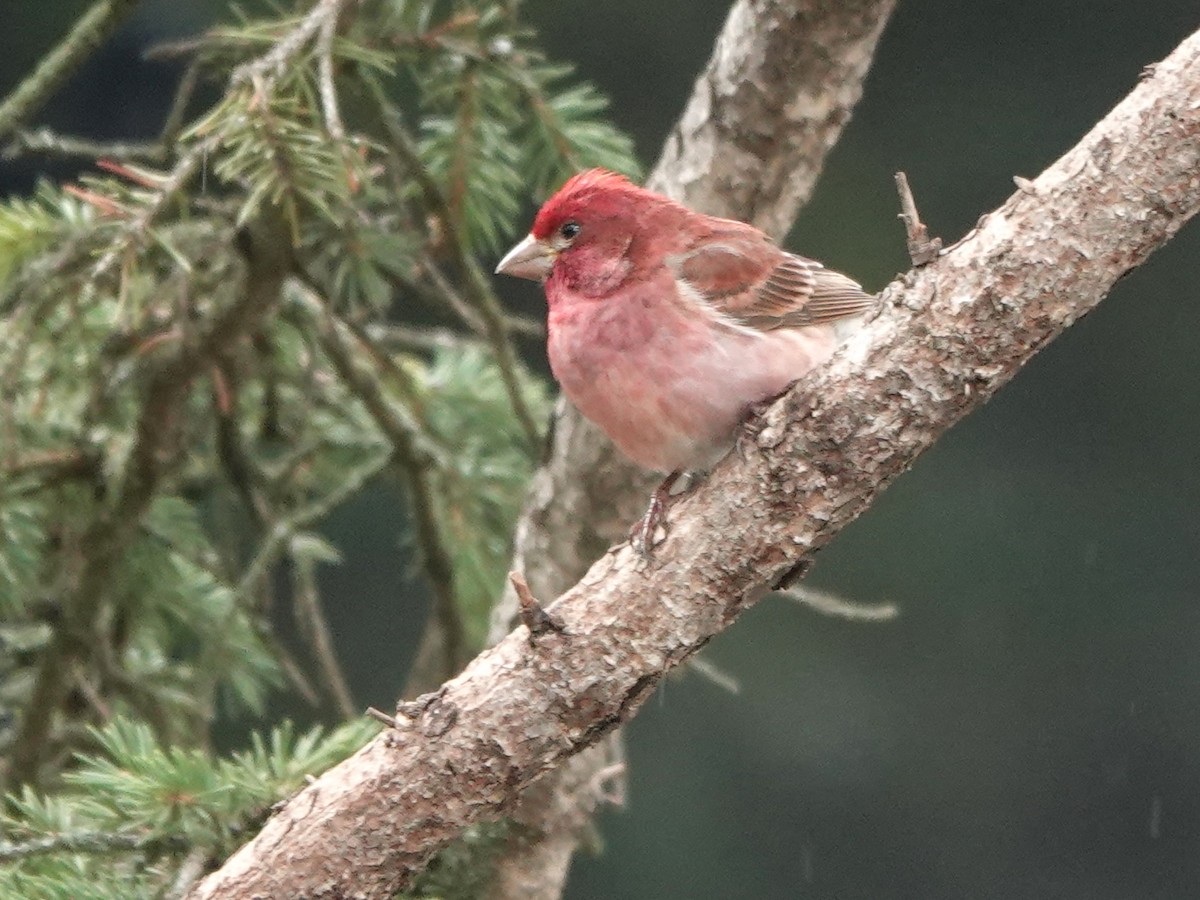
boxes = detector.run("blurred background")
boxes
[2,1,1199,897]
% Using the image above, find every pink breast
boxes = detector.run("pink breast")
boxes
[548,287,838,473]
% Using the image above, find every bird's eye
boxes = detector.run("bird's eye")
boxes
[559,221,581,241]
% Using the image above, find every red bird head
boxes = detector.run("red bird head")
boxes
[530,169,640,241]
[495,169,685,292]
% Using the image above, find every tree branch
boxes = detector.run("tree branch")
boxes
[190,17,1200,900]
[292,551,357,720]
[2,128,164,161]
[365,76,545,453]
[0,0,144,141]
[5,211,294,787]
[86,0,352,286]
[296,286,467,681]
[648,0,898,229]
[894,171,943,266]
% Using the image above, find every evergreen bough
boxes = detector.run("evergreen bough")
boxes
[0,0,640,894]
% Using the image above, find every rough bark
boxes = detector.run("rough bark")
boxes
[483,1,898,895]
[189,24,1200,900]
[648,0,899,229]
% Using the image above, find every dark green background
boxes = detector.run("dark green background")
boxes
[3,2,1199,897]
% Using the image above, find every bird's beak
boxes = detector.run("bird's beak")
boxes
[495,233,556,281]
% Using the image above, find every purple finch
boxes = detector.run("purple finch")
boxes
[497,169,874,551]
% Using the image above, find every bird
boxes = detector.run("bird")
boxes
[495,169,875,554]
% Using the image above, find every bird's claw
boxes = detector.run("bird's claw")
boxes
[630,492,667,558]
[629,470,683,559]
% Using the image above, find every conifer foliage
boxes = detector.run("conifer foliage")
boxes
[0,0,639,893]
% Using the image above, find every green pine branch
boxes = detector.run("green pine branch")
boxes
[0,718,377,896]
[0,0,640,889]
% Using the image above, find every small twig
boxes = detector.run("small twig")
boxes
[212,368,272,526]
[450,251,543,455]
[266,622,325,708]
[363,318,542,356]
[316,3,346,143]
[158,58,201,149]
[292,283,466,681]
[510,571,566,638]
[290,283,436,465]
[0,830,185,862]
[203,366,334,715]
[365,706,397,728]
[686,656,740,694]
[894,171,943,266]
[501,313,546,340]
[2,128,164,162]
[72,662,112,720]
[291,553,357,720]
[90,0,351,287]
[0,0,144,141]
[364,322,479,354]
[88,135,218,285]
[236,450,390,596]
[328,306,426,410]
[62,183,127,218]
[2,448,98,483]
[234,0,346,88]
[776,585,899,622]
[418,253,490,334]
[142,36,208,61]
[164,847,210,900]
[364,75,543,453]
[274,628,326,710]
[96,158,168,189]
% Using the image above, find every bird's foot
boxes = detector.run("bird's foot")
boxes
[630,470,683,558]
[629,496,664,559]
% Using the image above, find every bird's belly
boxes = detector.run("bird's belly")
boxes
[548,303,836,472]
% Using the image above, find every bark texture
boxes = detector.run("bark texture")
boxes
[190,25,1200,900]
[649,0,899,230]
[483,2,898,895]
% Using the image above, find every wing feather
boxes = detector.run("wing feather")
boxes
[671,232,875,331]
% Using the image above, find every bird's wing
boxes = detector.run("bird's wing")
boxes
[672,234,875,331]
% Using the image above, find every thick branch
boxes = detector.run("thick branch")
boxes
[649,0,898,231]
[190,21,1200,900]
